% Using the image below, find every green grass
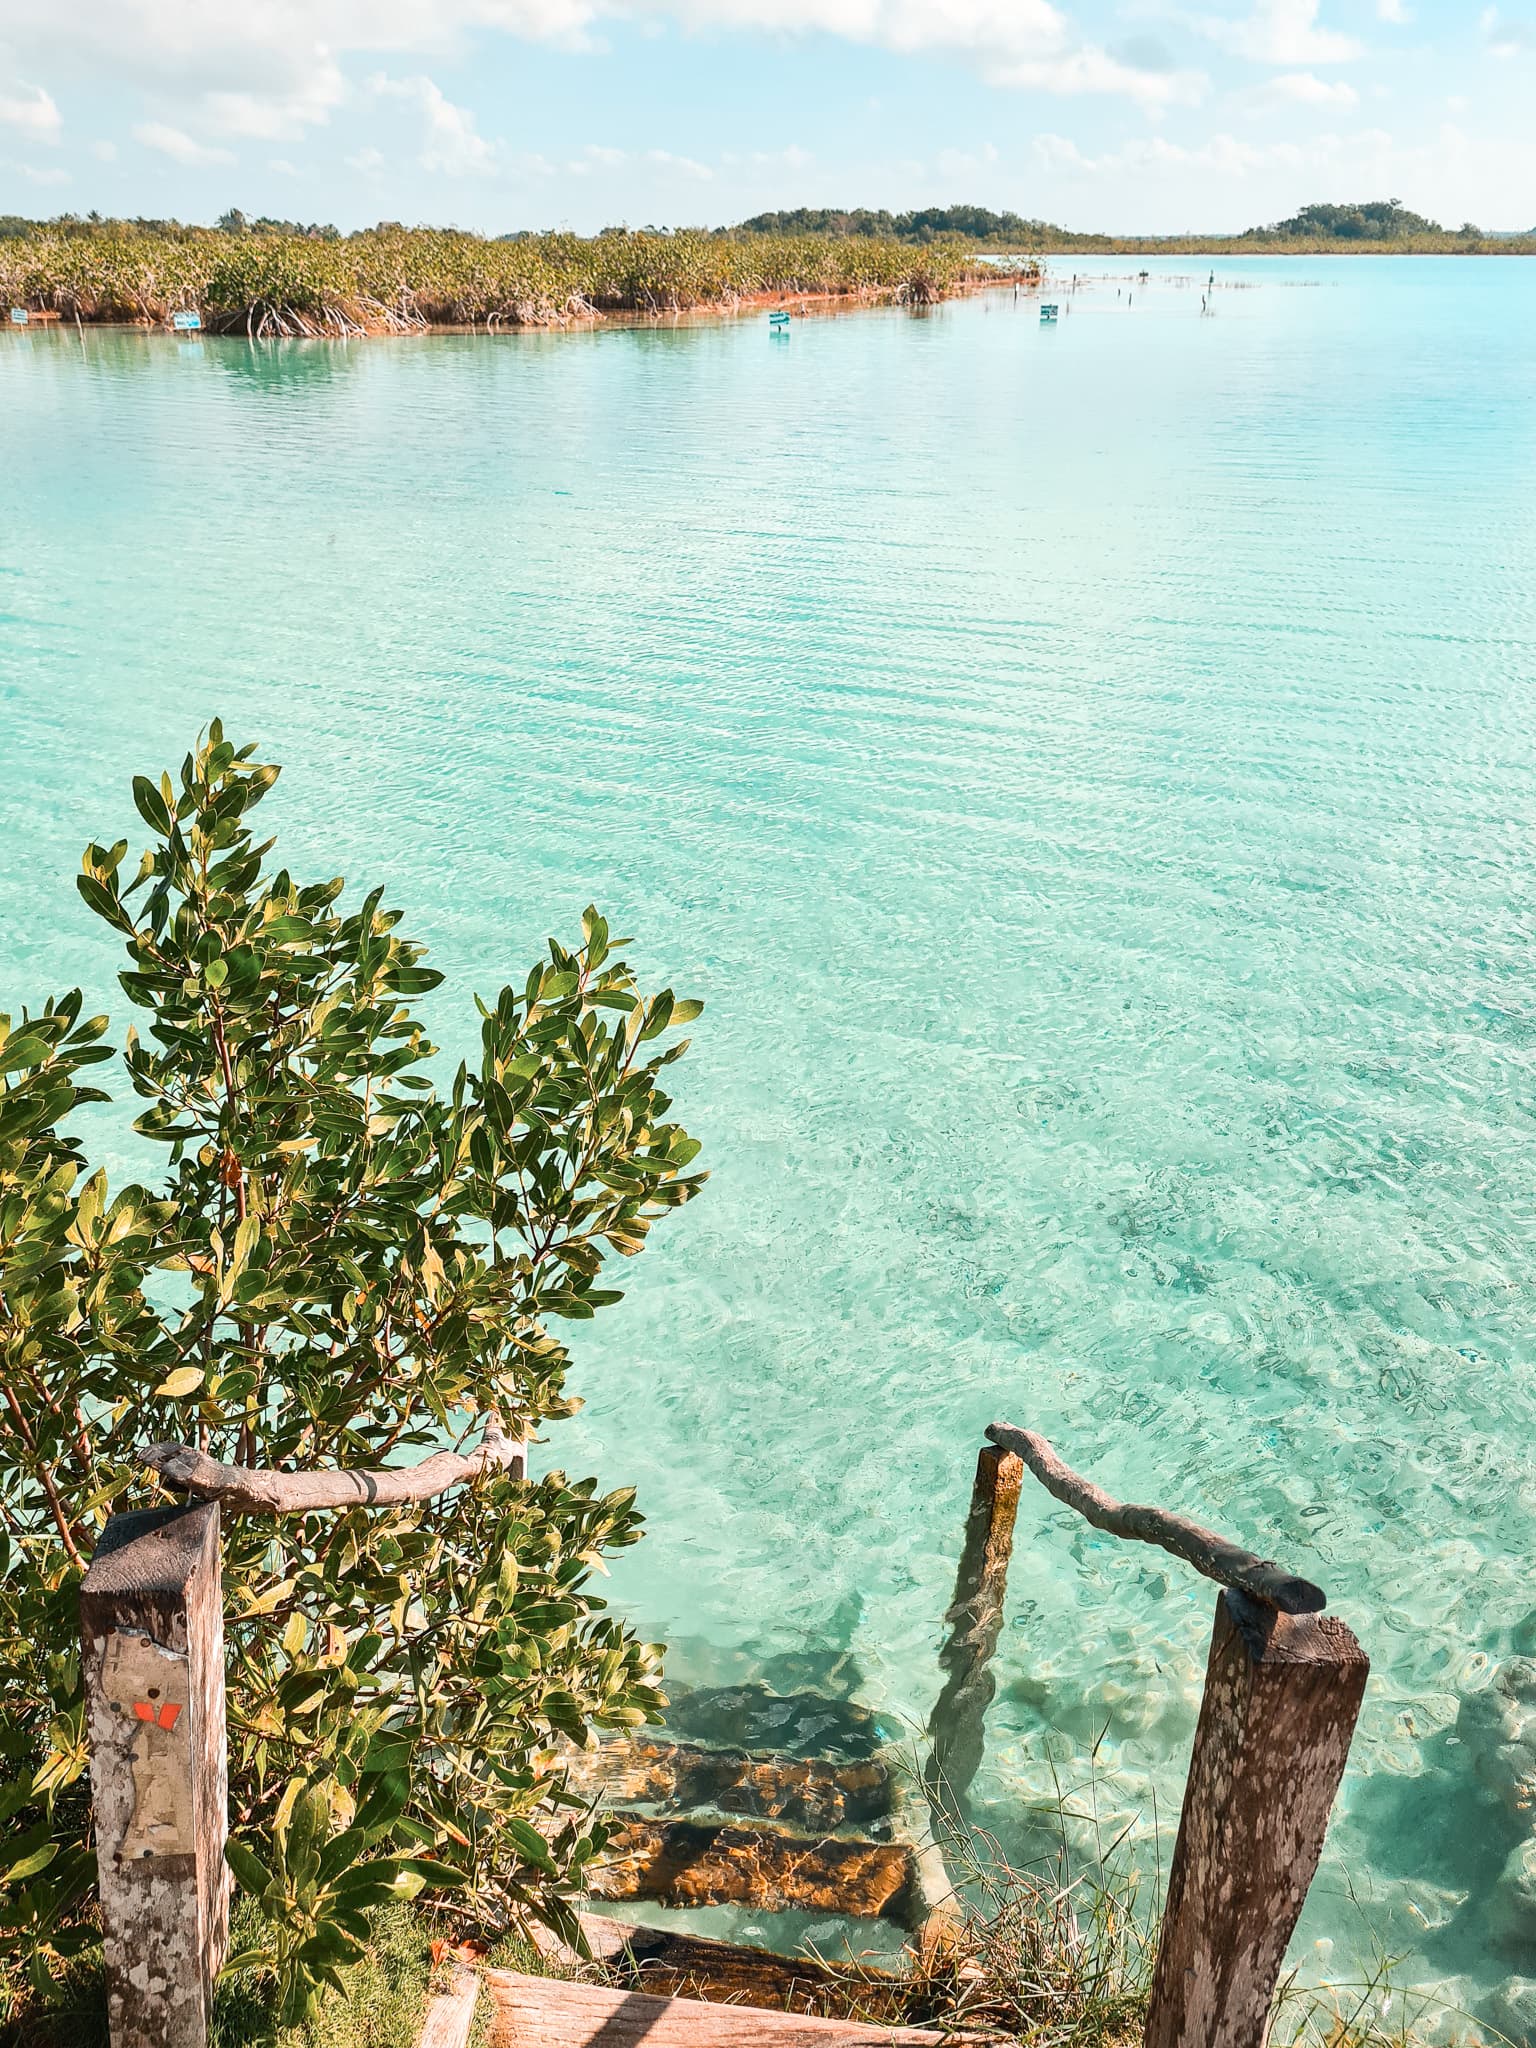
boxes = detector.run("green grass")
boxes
[895,1813,1501,2048]
[1,1873,1496,2048]
[0,1906,439,2048]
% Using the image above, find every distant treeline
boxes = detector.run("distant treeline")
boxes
[4,198,1535,256]
[0,209,343,242]
[732,199,1536,251]
[732,205,1066,244]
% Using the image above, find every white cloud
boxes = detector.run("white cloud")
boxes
[371,71,501,175]
[1032,117,1536,228]
[653,0,1207,103]
[1254,68,1359,103]
[1033,123,1391,179]
[653,0,1064,54]
[269,156,299,173]
[3,0,598,151]
[1481,9,1536,54]
[571,141,736,178]
[11,159,71,182]
[346,145,386,172]
[645,146,712,177]
[1199,0,1361,64]
[993,45,1207,105]
[202,70,347,141]
[1377,0,1409,19]
[91,137,117,158]
[937,141,998,178]
[0,0,1219,123]
[0,83,62,137]
[132,120,235,164]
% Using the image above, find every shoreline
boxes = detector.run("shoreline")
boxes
[998,242,1536,258]
[2,269,1037,339]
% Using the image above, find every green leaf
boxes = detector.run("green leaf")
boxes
[154,1366,205,1399]
[0,1033,51,1074]
[383,967,443,996]
[3,1840,58,1885]
[132,775,174,836]
[225,1838,273,1897]
[75,874,133,932]
[220,1947,276,1977]
[353,1767,410,1838]
[500,1818,557,1876]
[394,1855,470,1888]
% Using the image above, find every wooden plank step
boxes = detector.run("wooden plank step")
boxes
[482,1970,954,2046]
[417,1962,481,2048]
[532,1911,910,2022]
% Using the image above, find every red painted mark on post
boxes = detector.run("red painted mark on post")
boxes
[132,1700,183,1730]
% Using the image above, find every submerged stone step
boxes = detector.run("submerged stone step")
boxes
[660,1684,895,1764]
[565,1737,896,1833]
[588,1817,919,1923]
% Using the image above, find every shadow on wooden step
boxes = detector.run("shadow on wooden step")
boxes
[536,1911,911,2024]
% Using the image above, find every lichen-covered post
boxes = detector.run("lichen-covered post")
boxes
[1144,1588,1369,2048]
[926,1443,1023,1822]
[80,1502,229,2048]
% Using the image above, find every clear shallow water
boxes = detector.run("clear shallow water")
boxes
[4,257,1536,2024]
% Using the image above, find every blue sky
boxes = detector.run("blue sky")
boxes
[2,0,1533,234]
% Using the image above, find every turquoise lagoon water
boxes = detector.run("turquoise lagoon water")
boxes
[5,256,1536,2021]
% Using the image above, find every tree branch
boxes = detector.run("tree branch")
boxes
[985,1421,1326,1615]
[140,1418,526,1514]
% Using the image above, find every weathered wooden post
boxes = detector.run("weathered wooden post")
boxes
[80,1501,228,2048]
[926,1443,1023,1822]
[977,1422,1370,2048]
[1144,1590,1368,2048]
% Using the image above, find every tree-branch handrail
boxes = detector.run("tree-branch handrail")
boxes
[139,1420,524,1515]
[985,1421,1326,1614]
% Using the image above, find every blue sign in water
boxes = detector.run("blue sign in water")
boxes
[172,311,202,331]
[768,311,790,325]
[9,307,27,325]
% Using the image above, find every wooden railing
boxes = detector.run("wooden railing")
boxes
[78,1426,524,2048]
[80,1417,1364,2048]
[928,1422,1369,2048]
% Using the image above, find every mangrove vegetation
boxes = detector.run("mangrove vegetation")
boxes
[0,220,1031,335]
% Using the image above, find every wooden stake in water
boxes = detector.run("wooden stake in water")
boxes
[1144,1589,1368,2048]
[926,1443,1023,1820]
[80,1503,229,2048]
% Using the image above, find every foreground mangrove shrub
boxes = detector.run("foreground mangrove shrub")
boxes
[0,223,1029,333]
[0,725,705,2019]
